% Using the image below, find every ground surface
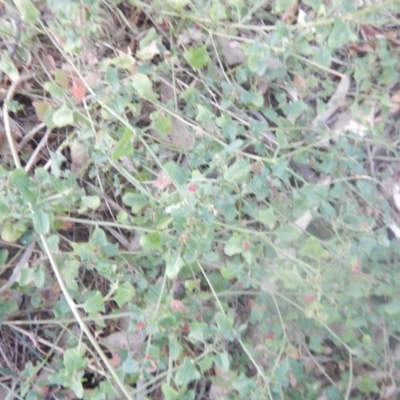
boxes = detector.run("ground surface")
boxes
[1,0,400,399]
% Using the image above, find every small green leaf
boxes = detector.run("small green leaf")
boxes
[52,104,74,127]
[175,357,200,386]
[140,232,162,250]
[255,208,277,230]
[114,282,135,307]
[162,384,180,400]
[79,196,101,213]
[196,104,214,122]
[122,192,147,213]
[300,237,330,259]
[63,347,87,373]
[166,250,184,279]
[109,55,135,69]
[32,210,50,234]
[151,111,172,136]
[91,227,108,246]
[224,159,251,183]
[113,129,134,159]
[357,375,380,394]
[44,81,65,97]
[224,234,243,256]
[13,0,40,24]
[384,301,400,315]
[70,380,84,399]
[0,299,18,318]
[0,52,19,82]
[215,312,234,341]
[10,169,36,202]
[328,18,357,50]
[0,250,8,266]
[274,225,302,242]
[275,267,303,289]
[163,161,189,185]
[131,73,154,98]
[169,335,184,361]
[84,291,105,314]
[210,1,227,21]
[214,352,230,372]
[2,221,26,243]
[183,47,210,69]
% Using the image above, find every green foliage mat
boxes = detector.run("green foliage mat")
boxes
[0,0,400,398]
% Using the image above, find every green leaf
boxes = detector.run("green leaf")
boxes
[183,47,210,69]
[91,227,108,246]
[328,18,357,50]
[109,55,135,69]
[384,301,400,315]
[210,1,227,21]
[70,380,84,399]
[175,357,200,386]
[0,299,18,318]
[1,221,26,243]
[0,52,19,82]
[214,352,230,372]
[224,159,251,183]
[151,111,172,136]
[140,232,162,250]
[169,335,183,361]
[84,291,105,314]
[224,234,243,256]
[52,104,74,127]
[255,208,277,229]
[166,250,184,280]
[274,225,302,242]
[114,282,135,307]
[162,384,180,400]
[196,105,214,123]
[357,375,380,394]
[32,210,50,235]
[113,129,134,159]
[163,161,189,185]
[215,312,234,341]
[44,82,65,98]
[63,347,87,373]
[131,73,154,98]
[300,237,330,259]
[13,0,40,24]
[79,196,101,213]
[10,169,36,202]
[275,267,303,289]
[0,250,8,266]
[122,192,147,213]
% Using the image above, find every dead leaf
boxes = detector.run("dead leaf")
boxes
[53,69,69,89]
[216,37,247,66]
[293,74,307,90]
[170,299,189,313]
[70,140,89,173]
[288,371,297,387]
[70,76,87,103]
[102,330,147,352]
[390,90,400,115]
[281,2,297,23]
[33,100,52,121]
[152,83,194,148]
[393,183,400,212]
[152,171,172,191]
[109,353,122,367]
[312,75,351,127]
[348,42,376,55]
[137,40,160,61]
